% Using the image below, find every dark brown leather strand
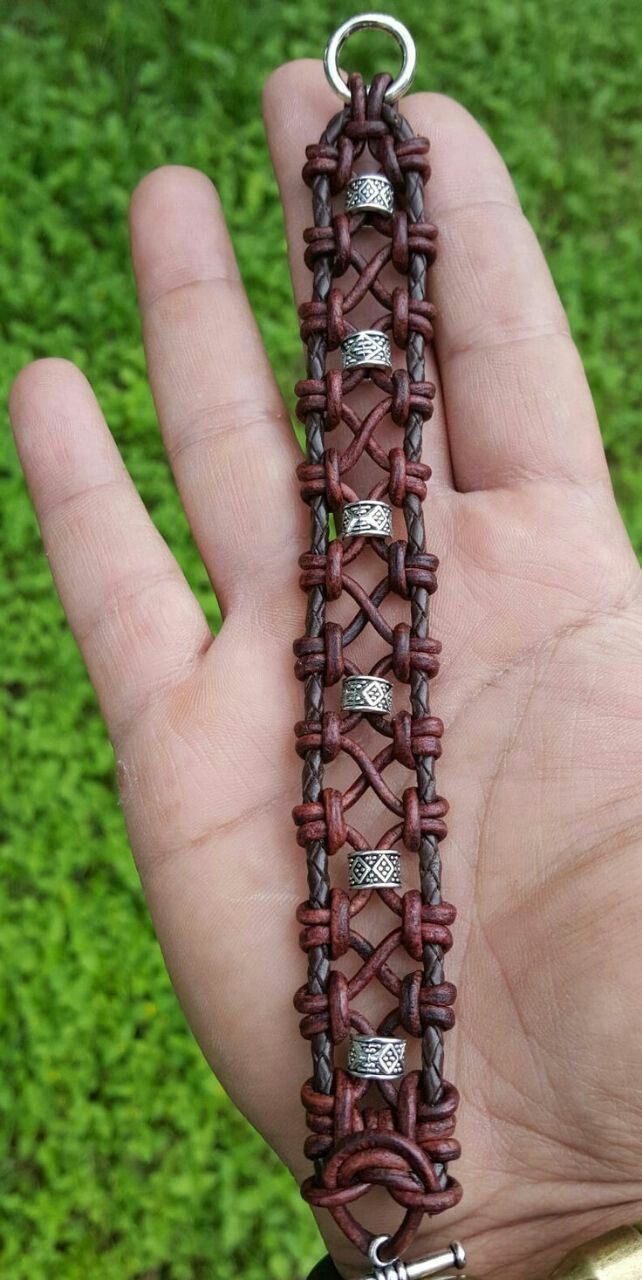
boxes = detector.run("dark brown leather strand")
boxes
[293,73,461,1262]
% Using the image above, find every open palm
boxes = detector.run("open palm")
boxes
[10,63,642,1280]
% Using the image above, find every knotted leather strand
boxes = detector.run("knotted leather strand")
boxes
[293,73,461,1262]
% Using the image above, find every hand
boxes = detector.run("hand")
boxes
[9,62,642,1280]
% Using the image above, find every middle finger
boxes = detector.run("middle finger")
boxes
[129,164,306,617]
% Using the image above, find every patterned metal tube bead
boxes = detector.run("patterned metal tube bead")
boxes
[348,849,402,890]
[345,173,395,216]
[348,1035,406,1080]
[341,675,393,715]
[342,500,393,539]
[341,330,392,371]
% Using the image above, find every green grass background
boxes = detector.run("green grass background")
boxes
[0,0,640,1276]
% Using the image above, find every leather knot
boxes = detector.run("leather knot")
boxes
[332,136,354,193]
[378,133,404,188]
[323,788,347,854]
[329,887,351,957]
[325,539,343,600]
[324,621,345,685]
[329,970,351,1042]
[321,711,342,763]
[292,633,324,681]
[391,211,409,272]
[324,448,343,510]
[400,973,457,1036]
[331,215,350,279]
[411,715,444,760]
[294,376,326,423]
[407,220,438,263]
[407,298,436,342]
[400,971,423,1036]
[296,460,324,505]
[326,368,343,427]
[327,289,347,348]
[402,788,421,850]
[392,287,410,349]
[302,225,336,270]
[301,142,340,186]
[388,449,431,505]
[392,710,414,768]
[392,622,411,683]
[396,137,432,183]
[301,137,354,192]
[388,539,409,596]
[388,447,407,506]
[390,368,410,423]
[402,891,424,959]
[405,551,439,594]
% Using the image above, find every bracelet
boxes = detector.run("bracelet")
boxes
[292,14,460,1269]
[290,16,640,1280]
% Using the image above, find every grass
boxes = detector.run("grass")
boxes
[0,0,640,1275]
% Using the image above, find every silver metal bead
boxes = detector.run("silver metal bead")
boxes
[349,850,401,890]
[341,675,393,715]
[347,1034,406,1080]
[342,500,393,539]
[345,173,395,216]
[341,330,392,371]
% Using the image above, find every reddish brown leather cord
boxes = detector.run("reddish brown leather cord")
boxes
[293,72,461,1262]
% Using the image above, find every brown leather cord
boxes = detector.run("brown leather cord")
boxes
[293,73,461,1263]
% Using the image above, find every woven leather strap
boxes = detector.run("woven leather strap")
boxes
[293,72,461,1262]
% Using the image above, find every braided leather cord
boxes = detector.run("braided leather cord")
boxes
[292,74,462,1262]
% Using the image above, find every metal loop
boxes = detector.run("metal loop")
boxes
[369,1236,396,1270]
[324,14,417,104]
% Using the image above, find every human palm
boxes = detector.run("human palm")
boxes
[10,63,642,1280]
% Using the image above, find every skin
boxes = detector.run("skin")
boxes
[8,60,642,1280]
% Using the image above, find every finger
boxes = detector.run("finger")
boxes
[402,92,611,493]
[9,358,211,744]
[129,166,305,616]
[262,60,454,492]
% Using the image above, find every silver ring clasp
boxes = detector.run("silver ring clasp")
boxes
[368,1236,397,1270]
[324,13,417,104]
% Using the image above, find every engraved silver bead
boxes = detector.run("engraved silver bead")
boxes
[341,675,393,715]
[341,330,392,371]
[349,850,401,890]
[345,173,395,216]
[342,500,393,539]
[347,1034,406,1080]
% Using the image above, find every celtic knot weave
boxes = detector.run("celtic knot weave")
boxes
[292,72,461,1263]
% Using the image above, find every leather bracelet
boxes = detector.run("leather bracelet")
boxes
[292,14,461,1271]
[291,18,640,1280]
